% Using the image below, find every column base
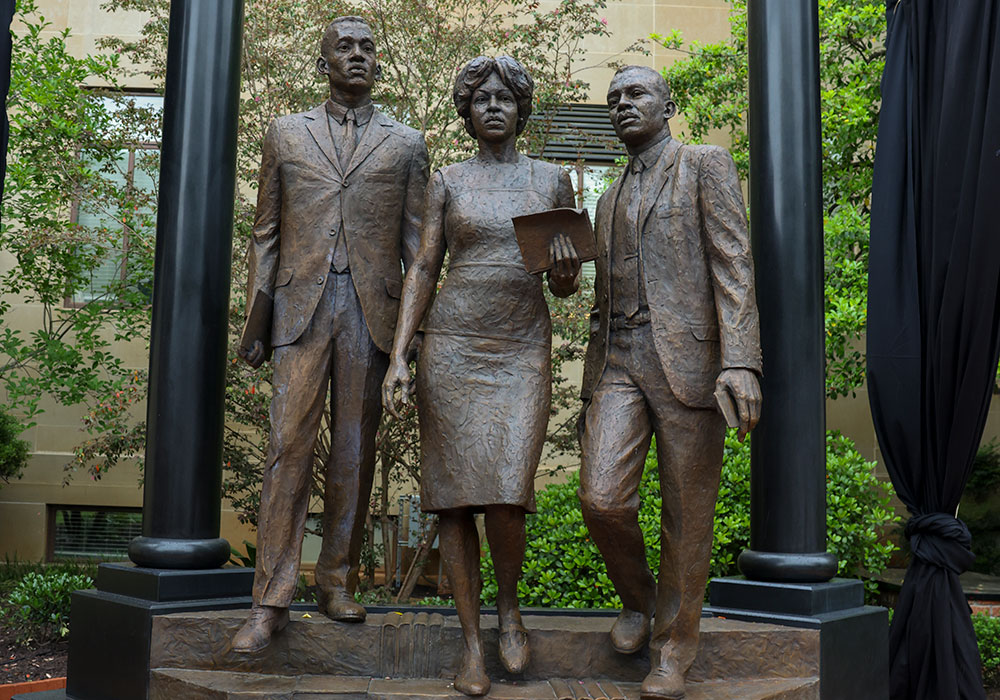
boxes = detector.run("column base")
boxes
[706,577,888,700]
[129,535,231,569]
[738,549,838,582]
[65,563,253,700]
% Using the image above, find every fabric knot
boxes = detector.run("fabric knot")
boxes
[905,512,975,574]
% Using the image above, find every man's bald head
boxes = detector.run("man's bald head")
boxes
[607,65,677,152]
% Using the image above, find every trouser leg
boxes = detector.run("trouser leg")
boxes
[636,335,726,674]
[254,293,336,608]
[578,335,656,616]
[314,273,388,594]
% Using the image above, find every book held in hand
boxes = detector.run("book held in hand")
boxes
[512,207,597,274]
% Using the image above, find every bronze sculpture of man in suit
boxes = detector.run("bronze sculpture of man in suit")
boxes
[578,66,762,699]
[232,16,428,653]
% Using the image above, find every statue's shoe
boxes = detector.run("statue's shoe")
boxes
[499,622,530,674]
[454,649,491,697]
[610,607,651,654]
[317,587,367,623]
[640,665,686,700]
[231,605,289,653]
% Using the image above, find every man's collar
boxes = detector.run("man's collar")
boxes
[326,98,374,125]
[630,135,671,173]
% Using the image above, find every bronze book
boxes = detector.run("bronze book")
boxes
[240,290,274,360]
[512,207,597,274]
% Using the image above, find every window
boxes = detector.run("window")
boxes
[48,505,142,561]
[68,94,162,307]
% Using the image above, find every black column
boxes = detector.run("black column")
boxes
[737,0,837,582]
[129,0,245,570]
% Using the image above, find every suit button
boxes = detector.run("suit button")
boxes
[342,180,349,188]
[329,229,336,236]
[316,276,324,285]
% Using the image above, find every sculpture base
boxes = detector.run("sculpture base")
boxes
[706,577,888,700]
[147,609,821,699]
[65,563,253,700]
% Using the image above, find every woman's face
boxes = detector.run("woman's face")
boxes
[470,71,518,144]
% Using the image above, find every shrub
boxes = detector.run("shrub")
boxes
[973,613,1000,689]
[4,569,94,642]
[481,430,898,608]
[0,407,30,485]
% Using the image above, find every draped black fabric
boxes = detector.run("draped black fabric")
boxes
[0,0,13,208]
[868,1,1000,698]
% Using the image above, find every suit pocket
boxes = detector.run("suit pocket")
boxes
[275,268,294,288]
[690,324,719,341]
[366,171,397,183]
[385,277,403,299]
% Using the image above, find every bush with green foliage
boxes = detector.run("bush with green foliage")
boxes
[482,431,898,608]
[3,569,94,642]
[974,613,1000,689]
[0,407,30,485]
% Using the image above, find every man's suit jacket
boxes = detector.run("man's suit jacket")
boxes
[247,103,429,353]
[581,138,761,410]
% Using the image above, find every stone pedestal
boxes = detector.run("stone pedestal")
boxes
[65,563,253,700]
[706,577,889,700]
[145,609,822,699]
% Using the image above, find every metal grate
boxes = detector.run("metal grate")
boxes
[531,103,625,165]
[51,507,142,560]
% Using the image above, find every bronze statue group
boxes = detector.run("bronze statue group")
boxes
[232,16,761,700]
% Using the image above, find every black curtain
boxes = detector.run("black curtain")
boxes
[868,1,1000,699]
[0,0,13,208]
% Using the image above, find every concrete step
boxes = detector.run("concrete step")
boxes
[150,611,819,685]
[149,669,819,700]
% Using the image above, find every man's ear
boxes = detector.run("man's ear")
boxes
[374,62,383,82]
[317,57,329,75]
[664,99,677,121]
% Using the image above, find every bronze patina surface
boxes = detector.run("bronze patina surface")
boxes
[577,66,762,700]
[383,56,580,696]
[233,16,429,652]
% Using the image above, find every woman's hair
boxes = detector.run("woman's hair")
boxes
[453,56,534,139]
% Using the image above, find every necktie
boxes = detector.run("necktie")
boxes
[340,109,357,169]
[620,158,643,317]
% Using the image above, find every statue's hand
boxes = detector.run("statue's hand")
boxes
[382,355,414,421]
[715,368,761,442]
[547,232,580,297]
[239,340,266,369]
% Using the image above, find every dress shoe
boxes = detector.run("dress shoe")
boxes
[317,586,366,622]
[231,605,289,653]
[499,622,530,674]
[610,607,651,654]
[454,646,491,696]
[640,664,686,700]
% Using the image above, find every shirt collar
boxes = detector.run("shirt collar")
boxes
[326,98,374,126]
[630,135,671,173]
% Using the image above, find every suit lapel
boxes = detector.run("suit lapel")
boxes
[304,104,343,177]
[638,138,682,230]
[343,111,392,177]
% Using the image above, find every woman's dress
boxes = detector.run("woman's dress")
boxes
[417,155,569,513]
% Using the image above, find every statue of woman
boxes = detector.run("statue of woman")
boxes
[382,55,580,696]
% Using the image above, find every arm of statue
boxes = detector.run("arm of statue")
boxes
[700,147,762,440]
[239,118,282,369]
[547,168,581,297]
[382,170,447,420]
[401,135,430,270]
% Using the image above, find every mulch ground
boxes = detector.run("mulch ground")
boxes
[0,622,67,684]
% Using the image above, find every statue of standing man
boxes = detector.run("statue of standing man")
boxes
[578,66,762,699]
[232,16,429,653]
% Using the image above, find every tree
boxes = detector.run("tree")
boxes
[0,0,158,482]
[76,0,637,588]
[654,0,885,399]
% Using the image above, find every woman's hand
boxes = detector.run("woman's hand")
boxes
[382,355,415,420]
[548,232,581,297]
